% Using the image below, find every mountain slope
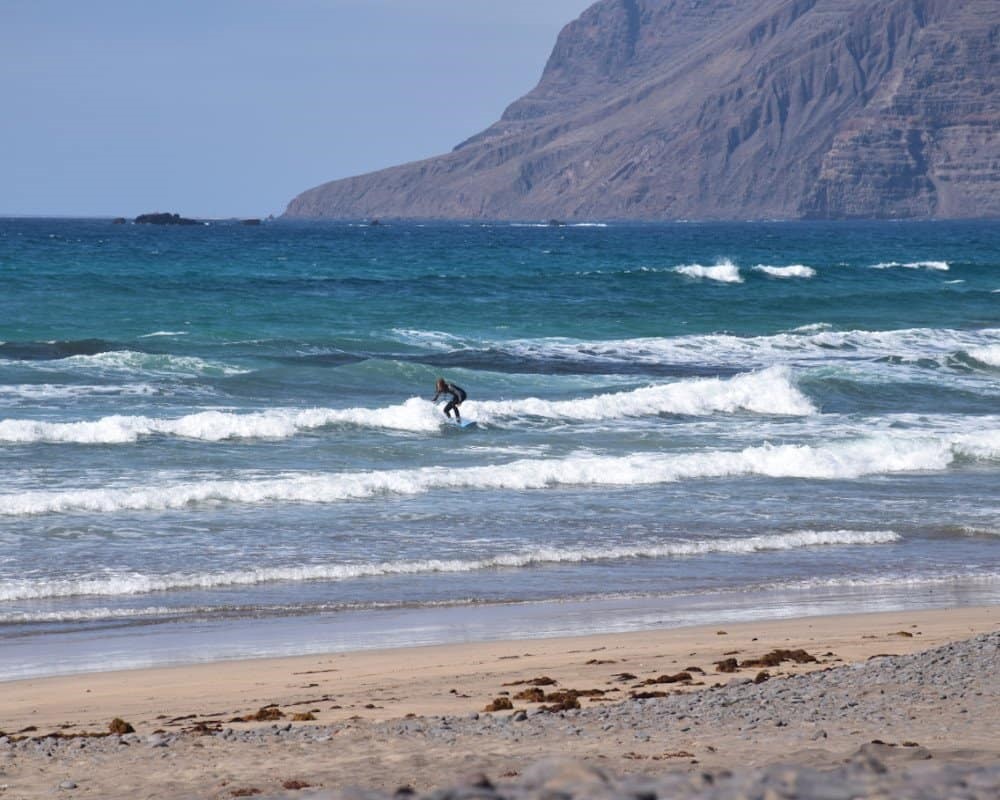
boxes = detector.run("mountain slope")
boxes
[284,0,1000,220]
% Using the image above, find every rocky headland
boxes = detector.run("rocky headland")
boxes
[285,0,1000,221]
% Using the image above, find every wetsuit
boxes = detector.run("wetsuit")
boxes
[433,382,467,420]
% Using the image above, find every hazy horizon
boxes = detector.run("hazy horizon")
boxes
[1,0,593,219]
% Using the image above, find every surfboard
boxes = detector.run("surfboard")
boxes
[450,419,476,429]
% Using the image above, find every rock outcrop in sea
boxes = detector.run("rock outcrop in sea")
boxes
[284,0,1000,221]
[134,212,200,226]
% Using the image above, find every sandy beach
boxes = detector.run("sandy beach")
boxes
[1,605,997,798]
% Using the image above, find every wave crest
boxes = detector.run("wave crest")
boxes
[673,260,743,283]
[0,369,813,444]
[753,264,816,278]
[0,432,980,517]
[0,530,899,600]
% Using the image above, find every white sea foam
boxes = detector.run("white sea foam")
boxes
[0,369,814,444]
[757,570,1000,593]
[871,260,949,271]
[138,331,188,338]
[952,429,1000,461]
[1,350,249,378]
[0,384,158,401]
[673,259,743,283]
[494,326,1000,368]
[0,432,978,517]
[753,264,816,278]
[390,329,466,350]
[0,530,899,600]
[473,367,815,422]
[960,526,1000,538]
[0,397,443,444]
[0,606,193,623]
[969,345,1000,367]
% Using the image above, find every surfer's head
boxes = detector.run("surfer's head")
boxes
[436,377,446,391]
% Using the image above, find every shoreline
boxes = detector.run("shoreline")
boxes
[1,605,996,799]
[3,605,995,734]
[5,579,997,683]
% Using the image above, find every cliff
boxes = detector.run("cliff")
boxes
[284,0,1000,221]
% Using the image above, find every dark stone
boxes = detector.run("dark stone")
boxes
[134,212,199,226]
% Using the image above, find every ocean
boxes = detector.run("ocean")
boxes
[1,217,998,680]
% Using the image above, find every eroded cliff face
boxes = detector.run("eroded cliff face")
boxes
[285,0,999,220]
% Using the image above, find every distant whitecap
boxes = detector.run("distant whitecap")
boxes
[673,259,743,283]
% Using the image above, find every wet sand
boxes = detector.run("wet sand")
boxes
[1,606,996,799]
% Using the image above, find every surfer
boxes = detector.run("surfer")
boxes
[433,377,467,422]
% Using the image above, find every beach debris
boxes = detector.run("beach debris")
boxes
[654,750,695,759]
[502,675,557,686]
[754,670,771,684]
[107,718,134,735]
[291,712,316,721]
[740,649,819,668]
[515,686,607,705]
[483,697,513,712]
[230,789,262,797]
[281,780,312,790]
[536,691,581,712]
[642,671,694,685]
[715,648,818,671]
[184,721,222,736]
[585,658,617,665]
[717,630,728,635]
[893,630,915,637]
[630,690,669,699]
[684,666,706,673]
[610,672,638,682]
[232,705,285,723]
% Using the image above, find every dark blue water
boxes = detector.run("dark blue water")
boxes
[1,218,998,678]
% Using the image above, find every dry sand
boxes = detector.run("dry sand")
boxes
[1,605,997,799]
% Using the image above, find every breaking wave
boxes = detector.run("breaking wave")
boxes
[0,530,900,600]
[473,367,813,421]
[0,384,159,402]
[753,264,816,278]
[673,259,743,283]
[3,349,249,378]
[871,261,949,271]
[0,368,814,444]
[1,431,992,516]
[968,345,1000,368]
[489,327,1000,369]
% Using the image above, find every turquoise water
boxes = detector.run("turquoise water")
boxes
[1,218,998,678]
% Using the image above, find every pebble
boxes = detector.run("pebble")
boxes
[4,632,996,800]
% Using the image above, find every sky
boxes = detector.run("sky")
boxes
[1,0,594,218]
